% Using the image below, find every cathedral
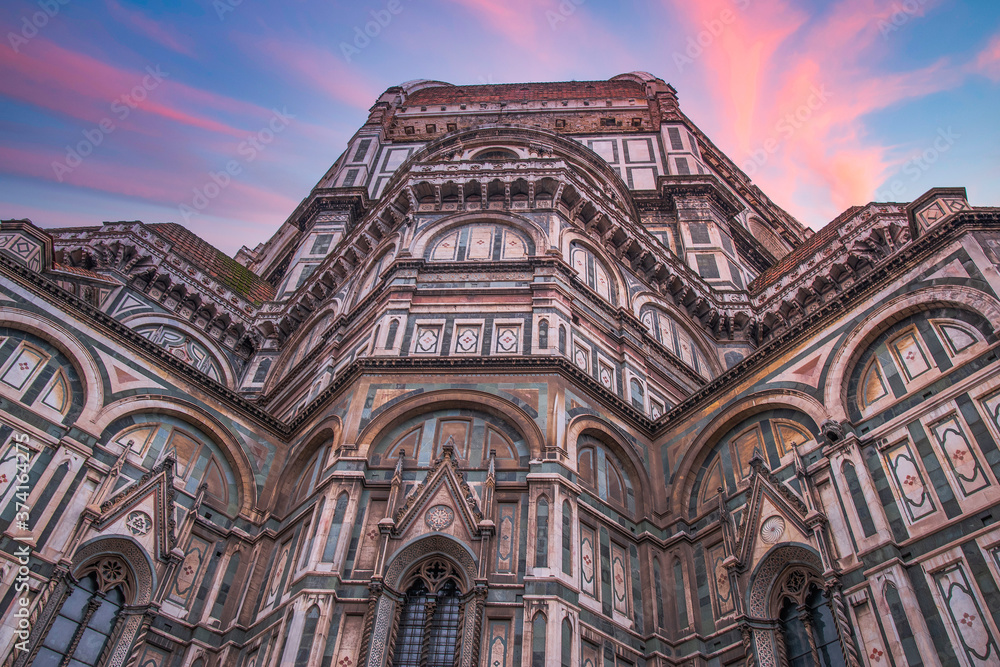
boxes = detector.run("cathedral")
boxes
[0,71,997,667]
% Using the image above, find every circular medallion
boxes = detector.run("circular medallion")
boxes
[760,515,786,544]
[126,510,152,536]
[425,505,455,531]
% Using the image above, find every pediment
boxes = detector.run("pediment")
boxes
[95,457,176,561]
[734,456,817,569]
[392,444,483,539]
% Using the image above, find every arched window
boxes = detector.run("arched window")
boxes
[558,325,567,354]
[561,500,572,575]
[294,605,320,667]
[842,461,877,537]
[472,148,519,161]
[570,242,614,304]
[391,560,465,667]
[299,498,325,568]
[576,435,636,515]
[538,320,549,349]
[292,446,325,505]
[535,497,549,568]
[353,249,394,307]
[32,563,128,667]
[639,305,712,378]
[322,492,350,562]
[629,377,645,411]
[561,617,573,667]
[211,551,241,620]
[775,571,846,667]
[531,614,547,667]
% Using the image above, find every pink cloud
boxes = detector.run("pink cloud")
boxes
[664,0,970,226]
[0,38,267,137]
[975,33,1000,81]
[440,0,634,71]
[252,39,383,111]
[104,0,197,57]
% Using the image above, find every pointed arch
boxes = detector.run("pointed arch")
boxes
[633,292,723,378]
[93,397,259,516]
[14,536,155,667]
[561,234,625,306]
[276,417,341,510]
[824,284,1000,421]
[0,307,104,428]
[123,313,236,386]
[356,389,545,462]
[566,415,652,518]
[669,390,828,518]
[408,209,547,260]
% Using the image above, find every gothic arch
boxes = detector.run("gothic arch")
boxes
[275,417,341,510]
[408,210,546,259]
[347,240,398,309]
[14,536,155,667]
[633,291,723,377]
[93,397,259,516]
[744,544,856,667]
[746,544,824,618]
[0,306,104,429]
[560,232,627,307]
[825,284,1000,421]
[267,310,336,389]
[122,312,236,386]
[565,415,652,518]
[384,534,479,592]
[669,390,828,516]
[354,389,545,461]
[361,535,486,667]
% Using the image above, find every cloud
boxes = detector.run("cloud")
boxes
[975,33,1000,81]
[251,39,383,111]
[0,38,270,137]
[663,0,970,225]
[104,0,197,57]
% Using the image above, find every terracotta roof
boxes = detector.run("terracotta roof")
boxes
[406,80,647,105]
[749,206,862,291]
[51,263,122,284]
[148,223,275,304]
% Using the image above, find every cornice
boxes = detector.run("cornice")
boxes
[653,209,1000,435]
[0,252,289,437]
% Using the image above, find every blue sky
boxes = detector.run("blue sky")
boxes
[1,0,997,254]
